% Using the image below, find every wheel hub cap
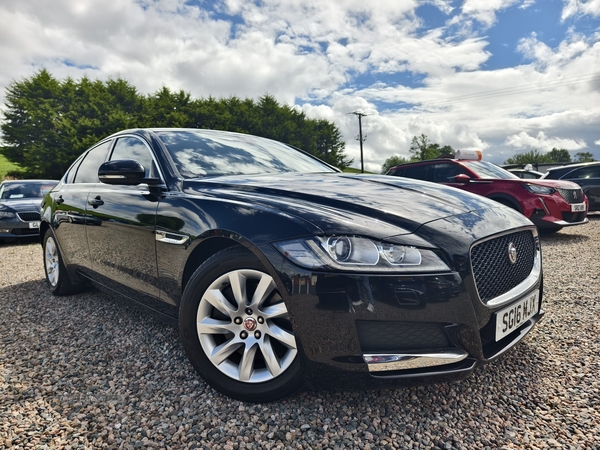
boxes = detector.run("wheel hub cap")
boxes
[243,317,257,331]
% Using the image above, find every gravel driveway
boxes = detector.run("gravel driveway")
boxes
[1,218,599,449]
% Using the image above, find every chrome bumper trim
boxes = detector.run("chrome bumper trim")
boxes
[363,349,469,372]
[551,218,589,227]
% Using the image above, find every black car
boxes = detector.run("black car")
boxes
[41,129,544,402]
[0,179,58,242]
[542,161,600,211]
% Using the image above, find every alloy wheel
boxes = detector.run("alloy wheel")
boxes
[196,269,297,383]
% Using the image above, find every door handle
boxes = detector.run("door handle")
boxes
[88,196,104,208]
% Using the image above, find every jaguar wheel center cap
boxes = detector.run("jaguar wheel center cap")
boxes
[243,317,257,331]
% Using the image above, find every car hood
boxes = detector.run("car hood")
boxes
[0,198,43,211]
[479,178,582,190]
[183,173,528,238]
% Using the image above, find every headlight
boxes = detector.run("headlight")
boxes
[522,184,555,195]
[273,236,449,273]
[0,211,16,219]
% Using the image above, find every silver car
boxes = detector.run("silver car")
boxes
[0,180,58,242]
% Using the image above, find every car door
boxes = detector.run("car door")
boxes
[85,136,162,299]
[563,166,600,211]
[51,140,112,275]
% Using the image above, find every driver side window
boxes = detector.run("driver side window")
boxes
[110,137,158,178]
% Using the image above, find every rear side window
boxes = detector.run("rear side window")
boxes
[387,167,404,176]
[74,141,112,184]
[569,166,600,179]
[431,163,468,182]
[401,164,430,181]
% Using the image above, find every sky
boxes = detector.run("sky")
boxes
[1,0,600,172]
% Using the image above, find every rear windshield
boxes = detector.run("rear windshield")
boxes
[156,130,336,178]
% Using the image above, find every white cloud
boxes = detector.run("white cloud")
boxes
[1,0,600,173]
[461,0,521,27]
[562,0,600,20]
[505,131,586,150]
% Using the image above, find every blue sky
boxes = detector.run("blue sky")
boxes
[1,0,600,171]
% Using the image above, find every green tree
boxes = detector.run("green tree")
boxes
[546,147,571,163]
[381,155,411,174]
[0,70,142,178]
[1,72,352,176]
[409,134,455,161]
[504,149,551,165]
[575,151,595,162]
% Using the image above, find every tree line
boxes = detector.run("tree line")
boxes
[0,70,352,179]
[381,135,595,173]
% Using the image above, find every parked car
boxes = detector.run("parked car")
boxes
[41,129,544,402]
[387,152,588,233]
[542,161,600,211]
[507,168,544,179]
[0,179,58,242]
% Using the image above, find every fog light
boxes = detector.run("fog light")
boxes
[0,229,11,233]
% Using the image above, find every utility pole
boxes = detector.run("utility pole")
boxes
[350,111,368,173]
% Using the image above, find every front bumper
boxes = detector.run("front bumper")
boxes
[528,193,589,230]
[259,243,544,391]
[0,215,41,239]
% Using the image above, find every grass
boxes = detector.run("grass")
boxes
[0,154,23,180]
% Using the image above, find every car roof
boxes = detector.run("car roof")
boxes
[546,161,600,172]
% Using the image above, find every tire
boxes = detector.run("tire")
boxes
[43,229,80,295]
[492,197,521,213]
[179,247,304,402]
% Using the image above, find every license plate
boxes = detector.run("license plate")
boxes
[29,222,40,229]
[495,290,539,341]
[571,203,586,212]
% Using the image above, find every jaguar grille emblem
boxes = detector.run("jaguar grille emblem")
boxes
[508,242,517,264]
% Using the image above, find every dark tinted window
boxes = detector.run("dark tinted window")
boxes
[74,141,111,184]
[110,137,157,177]
[387,167,404,176]
[156,130,335,178]
[431,163,468,182]
[569,166,600,179]
[544,167,574,179]
[401,164,430,181]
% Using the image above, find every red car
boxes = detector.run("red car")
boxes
[387,152,588,233]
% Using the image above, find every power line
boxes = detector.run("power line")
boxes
[419,71,600,106]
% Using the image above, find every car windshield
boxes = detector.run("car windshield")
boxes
[0,181,56,200]
[462,161,520,180]
[156,130,336,178]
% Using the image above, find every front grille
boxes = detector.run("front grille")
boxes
[562,211,586,223]
[356,321,450,352]
[556,188,584,204]
[17,212,41,222]
[471,230,535,303]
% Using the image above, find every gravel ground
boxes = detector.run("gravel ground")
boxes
[1,217,600,450]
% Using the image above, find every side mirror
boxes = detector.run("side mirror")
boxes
[98,160,161,186]
[454,174,471,183]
